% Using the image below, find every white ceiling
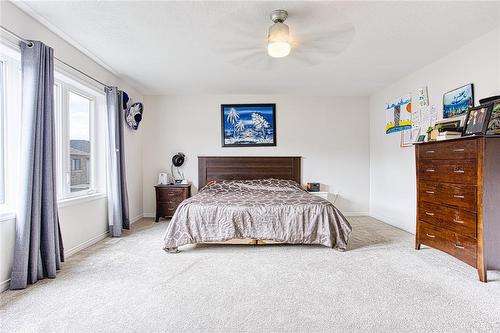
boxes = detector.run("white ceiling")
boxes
[16,1,500,96]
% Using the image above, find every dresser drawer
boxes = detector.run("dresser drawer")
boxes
[419,182,476,211]
[419,159,477,185]
[418,222,477,267]
[418,139,477,160]
[419,201,476,238]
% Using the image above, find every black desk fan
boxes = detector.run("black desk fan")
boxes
[171,153,185,184]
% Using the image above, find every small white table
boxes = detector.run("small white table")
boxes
[308,191,328,199]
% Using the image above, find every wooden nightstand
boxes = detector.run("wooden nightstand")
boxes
[155,184,191,222]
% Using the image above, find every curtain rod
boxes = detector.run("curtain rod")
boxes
[0,25,112,90]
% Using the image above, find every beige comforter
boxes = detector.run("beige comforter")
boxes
[163,179,352,251]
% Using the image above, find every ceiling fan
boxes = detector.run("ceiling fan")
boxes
[210,8,355,69]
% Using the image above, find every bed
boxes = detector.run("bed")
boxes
[163,156,352,252]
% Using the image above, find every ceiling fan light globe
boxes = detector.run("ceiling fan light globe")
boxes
[267,41,291,58]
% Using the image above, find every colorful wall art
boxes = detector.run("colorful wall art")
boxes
[443,84,474,118]
[385,94,412,134]
[221,104,276,147]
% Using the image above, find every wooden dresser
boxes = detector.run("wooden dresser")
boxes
[415,136,500,282]
[154,184,191,222]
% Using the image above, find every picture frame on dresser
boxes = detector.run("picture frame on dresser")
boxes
[486,101,500,135]
[463,104,493,136]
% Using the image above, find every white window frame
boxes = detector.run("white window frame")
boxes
[0,45,22,219]
[0,60,5,205]
[54,76,101,200]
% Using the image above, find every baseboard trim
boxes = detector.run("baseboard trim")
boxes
[130,214,144,224]
[64,230,109,258]
[143,213,155,218]
[0,278,10,292]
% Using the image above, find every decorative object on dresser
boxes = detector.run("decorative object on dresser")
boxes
[415,136,500,282]
[486,100,500,135]
[155,184,191,222]
[463,104,493,136]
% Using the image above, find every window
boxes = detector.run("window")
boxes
[0,46,22,210]
[0,61,5,204]
[68,91,91,193]
[54,74,105,199]
[1,42,105,205]
[71,158,81,171]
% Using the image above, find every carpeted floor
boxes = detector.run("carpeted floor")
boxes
[1,216,500,332]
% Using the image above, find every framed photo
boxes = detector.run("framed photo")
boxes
[463,104,492,136]
[443,84,474,118]
[221,104,276,147]
[417,134,426,143]
[486,101,500,135]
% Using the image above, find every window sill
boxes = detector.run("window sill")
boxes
[58,192,106,208]
[0,206,16,222]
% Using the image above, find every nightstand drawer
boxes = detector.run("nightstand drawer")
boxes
[157,188,188,202]
[157,203,177,215]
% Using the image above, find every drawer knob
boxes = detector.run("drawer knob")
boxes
[455,244,465,249]
[453,169,465,174]
[454,219,465,224]
[426,233,436,238]
[425,212,435,216]
[453,195,465,199]
[426,150,435,154]
[425,191,435,194]
[426,169,436,172]
[453,148,465,152]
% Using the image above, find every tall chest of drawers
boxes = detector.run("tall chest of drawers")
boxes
[415,136,500,282]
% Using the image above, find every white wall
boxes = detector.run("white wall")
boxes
[142,95,370,216]
[0,1,144,291]
[369,27,500,233]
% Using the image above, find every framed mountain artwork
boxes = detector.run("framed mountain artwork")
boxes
[221,104,276,147]
[443,84,474,118]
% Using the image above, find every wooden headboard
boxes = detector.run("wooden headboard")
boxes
[198,156,301,188]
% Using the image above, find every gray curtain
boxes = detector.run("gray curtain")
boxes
[106,87,130,237]
[10,41,64,290]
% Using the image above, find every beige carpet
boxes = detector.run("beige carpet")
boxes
[1,217,500,332]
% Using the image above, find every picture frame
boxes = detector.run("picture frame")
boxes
[221,104,277,147]
[443,84,474,119]
[463,104,493,136]
[486,100,500,135]
[416,134,426,143]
